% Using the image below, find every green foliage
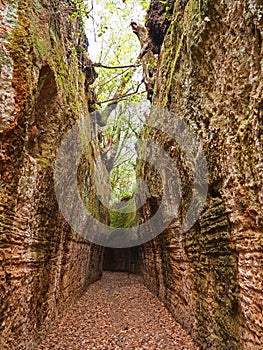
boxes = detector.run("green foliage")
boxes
[51,0,91,24]
[139,0,150,12]
[159,0,174,12]
[69,0,91,19]
[84,0,150,203]
[110,197,136,228]
[101,101,148,203]
[86,0,147,101]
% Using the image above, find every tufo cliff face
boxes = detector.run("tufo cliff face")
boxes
[0,1,105,349]
[137,0,263,349]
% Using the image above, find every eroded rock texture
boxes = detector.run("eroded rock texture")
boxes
[0,1,104,349]
[138,1,263,349]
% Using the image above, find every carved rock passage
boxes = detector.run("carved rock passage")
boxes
[0,1,105,349]
[1,1,262,350]
[36,272,198,350]
[137,1,263,349]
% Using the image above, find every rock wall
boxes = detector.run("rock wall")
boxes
[0,1,105,349]
[138,1,263,349]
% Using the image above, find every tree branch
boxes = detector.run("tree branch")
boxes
[99,81,145,104]
[97,67,131,88]
[94,63,142,69]
[99,90,146,105]
[93,23,147,126]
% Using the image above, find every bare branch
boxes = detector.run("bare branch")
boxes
[99,90,146,105]
[94,63,142,69]
[97,67,131,88]
[99,81,145,104]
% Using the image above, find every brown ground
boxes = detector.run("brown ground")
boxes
[37,272,198,349]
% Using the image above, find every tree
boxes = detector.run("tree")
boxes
[85,0,150,203]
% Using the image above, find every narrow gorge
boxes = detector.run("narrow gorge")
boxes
[0,1,262,350]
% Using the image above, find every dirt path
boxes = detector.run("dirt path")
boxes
[37,272,198,349]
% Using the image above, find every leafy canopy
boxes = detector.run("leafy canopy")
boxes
[85,0,150,203]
